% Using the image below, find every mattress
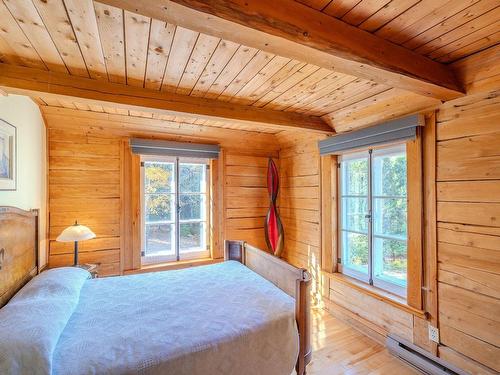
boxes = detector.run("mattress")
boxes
[0,261,298,375]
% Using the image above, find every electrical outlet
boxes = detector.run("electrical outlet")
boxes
[428,325,439,343]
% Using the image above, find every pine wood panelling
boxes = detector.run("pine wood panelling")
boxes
[328,278,414,341]
[224,152,275,250]
[46,108,281,275]
[284,73,357,113]
[440,324,500,372]
[439,346,498,375]
[422,112,438,355]
[125,0,463,100]
[438,202,500,228]
[228,56,291,104]
[49,169,120,185]
[434,47,500,372]
[0,0,495,138]
[439,283,500,347]
[0,0,477,133]
[48,130,121,276]
[177,34,220,95]
[0,34,18,65]
[278,133,323,303]
[121,140,141,270]
[50,237,120,253]
[204,45,259,100]
[263,68,332,111]
[3,0,68,74]
[161,26,199,92]
[406,129,424,310]
[0,1,46,69]
[437,181,500,202]
[253,65,321,108]
[327,88,439,132]
[307,0,498,64]
[236,60,306,106]
[359,0,419,33]
[190,39,240,97]
[218,50,274,102]
[144,20,175,90]
[64,0,108,80]
[40,106,283,147]
[452,44,500,95]
[124,11,150,87]
[0,63,333,133]
[275,45,499,373]
[32,0,89,77]
[94,2,126,84]
[405,0,497,52]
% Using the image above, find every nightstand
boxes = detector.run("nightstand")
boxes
[76,263,98,279]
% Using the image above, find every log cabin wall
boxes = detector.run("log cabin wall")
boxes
[48,130,122,276]
[45,107,280,276]
[277,132,325,304]
[277,45,500,373]
[224,153,275,251]
[433,45,500,373]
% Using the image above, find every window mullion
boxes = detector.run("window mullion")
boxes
[175,157,180,261]
[368,149,374,286]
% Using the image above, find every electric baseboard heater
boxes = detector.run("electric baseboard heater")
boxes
[386,335,467,375]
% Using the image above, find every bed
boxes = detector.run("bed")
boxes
[0,207,312,375]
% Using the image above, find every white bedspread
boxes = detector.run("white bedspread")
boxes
[0,267,91,375]
[51,261,299,375]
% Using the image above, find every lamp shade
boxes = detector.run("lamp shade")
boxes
[56,223,96,242]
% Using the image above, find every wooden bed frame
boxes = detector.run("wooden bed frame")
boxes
[225,240,312,375]
[0,206,39,308]
[0,207,310,375]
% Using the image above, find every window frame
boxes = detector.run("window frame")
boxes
[140,155,211,265]
[337,140,420,301]
[337,143,408,297]
[337,150,371,284]
[371,144,408,296]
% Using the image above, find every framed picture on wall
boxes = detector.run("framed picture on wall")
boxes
[0,119,16,191]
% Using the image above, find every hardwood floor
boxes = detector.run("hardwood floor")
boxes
[307,308,420,375]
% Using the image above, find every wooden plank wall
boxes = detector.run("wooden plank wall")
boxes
[45,107,280,276]
[224,152,275,251]
[48,128,122,276]
[277,132,325,303]
[276,45,500,373]
[276,130,418,342]
[435,86,500,373]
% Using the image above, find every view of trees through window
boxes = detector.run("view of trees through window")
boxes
[143,158,208,262]
[340,145,408,292]
[373,149,407,286]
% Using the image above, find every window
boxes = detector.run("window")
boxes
[339,144,407,296]
[141,156,210,264]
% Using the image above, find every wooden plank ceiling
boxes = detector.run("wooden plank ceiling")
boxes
[33,96,282,134]
[0,0,497,133]
[297,0,500,64]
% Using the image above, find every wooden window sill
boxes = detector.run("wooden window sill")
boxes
[323,271,426,319]
[124,258,224,275]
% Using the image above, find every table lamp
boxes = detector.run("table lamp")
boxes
[56,221,96,266]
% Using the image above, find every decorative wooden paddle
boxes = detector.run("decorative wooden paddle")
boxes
[265,158,284,257]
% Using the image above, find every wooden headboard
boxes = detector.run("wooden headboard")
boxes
[0,206,39,308]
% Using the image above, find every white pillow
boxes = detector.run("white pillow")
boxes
[0,267,90,375]
[10,267,90,303]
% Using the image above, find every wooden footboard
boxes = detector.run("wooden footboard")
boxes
[225,240,312,375]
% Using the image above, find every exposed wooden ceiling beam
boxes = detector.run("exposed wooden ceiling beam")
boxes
[98,0,464,101]
[0,64,333,134]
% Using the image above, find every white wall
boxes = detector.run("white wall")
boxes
[0,95,47,266]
